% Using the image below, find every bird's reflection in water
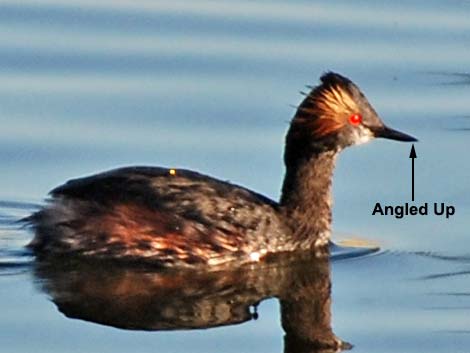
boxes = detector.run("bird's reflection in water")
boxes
[33,252,351,353]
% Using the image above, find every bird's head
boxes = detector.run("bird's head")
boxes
[285,72,416,164]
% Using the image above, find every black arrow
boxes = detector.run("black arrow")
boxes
[409,144,417,201]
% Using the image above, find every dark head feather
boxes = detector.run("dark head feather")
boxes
[319,72,354,90]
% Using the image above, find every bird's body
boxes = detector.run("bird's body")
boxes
[30,167,292,267]
[26,72,416,267]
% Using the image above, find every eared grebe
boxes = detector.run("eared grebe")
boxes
[26,72,416,267]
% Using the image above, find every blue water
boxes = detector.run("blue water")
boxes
[2,1,470,352]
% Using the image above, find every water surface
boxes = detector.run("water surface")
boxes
[1,1,470,352]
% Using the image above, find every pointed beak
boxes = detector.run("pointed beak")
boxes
[371,125,418,142]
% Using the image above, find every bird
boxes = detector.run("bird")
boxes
[25,72,417,268]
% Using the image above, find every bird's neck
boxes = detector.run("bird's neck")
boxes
[280,151,338,248]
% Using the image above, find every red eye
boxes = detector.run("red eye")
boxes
[349,113,362,126]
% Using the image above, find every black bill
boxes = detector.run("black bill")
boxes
[371,125,418,142]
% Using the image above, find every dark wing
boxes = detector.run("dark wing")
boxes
[50,166,278,210]
[50,166,174,205]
